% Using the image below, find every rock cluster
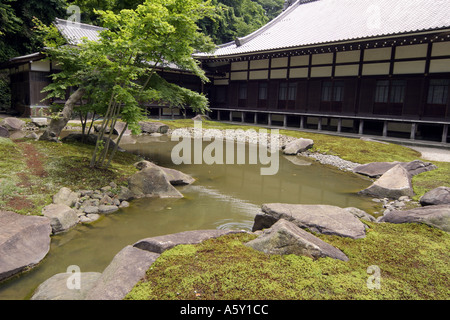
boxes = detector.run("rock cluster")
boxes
[355,160,437,200]
[41,161,195,234]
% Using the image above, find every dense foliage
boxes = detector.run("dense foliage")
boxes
[0,0,284,110]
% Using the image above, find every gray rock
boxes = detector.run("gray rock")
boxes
[98,205,119,214]
[0,211,52,282]
[61,133,125,152]
[353,160,436,178]
[139,121,169,134]
[25,132,39,140]
[79,214,100,224]
[282,138,314,155]
[53,187,79,207]
[359,165,414,199]
[117,186,134,201]
[42,204,79,234]
[254,203,366,239]
[0,126,10,138]
[379,204,450,232]
[31,118,48,127]
[83,206,99,214]
[99,194,114,205]
[133,229,245,254]
[134,160,195,186]
[85,245,160,300]
[31,272,102,300]
[128,166,184,199]
[0,117,25,131]
[246,219,349,261]
[113,121,132,136]
[79,190,94,197]
[119,201,130,208]
[343,207,376,222]
[420,187,450,206]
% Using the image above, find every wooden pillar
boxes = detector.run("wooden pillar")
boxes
[358,119,364,135]
[283,114,287,128]
[241,111,245,123]
[268,113,272,126]
[318,117,322,131]
[382,121,388,137]
[442,124,448,143]
[254,113,257,124]
[337,118,342,133]
[300,116,304,129]
[217,110,221,121]
[229,111,233,122]
[410,123,417,140]
[158,107,162,119]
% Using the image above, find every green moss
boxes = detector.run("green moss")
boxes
[412,161,450,200]
[0,138,140,215]
[126,224,450,300]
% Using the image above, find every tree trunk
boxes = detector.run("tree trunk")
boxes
[39,88,86,142]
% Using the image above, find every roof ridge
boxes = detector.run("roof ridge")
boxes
[54,18,105,31]
[234,0,318,47]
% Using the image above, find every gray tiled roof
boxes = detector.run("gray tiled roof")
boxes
[197,0,450,58]
[54,18,105,44]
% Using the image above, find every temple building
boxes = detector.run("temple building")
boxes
[197,0,450,143]
[1,0,450,143]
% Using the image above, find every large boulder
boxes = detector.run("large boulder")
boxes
[246,219,349,261]
[134,160,195,186]
[31,272,102,300]
[0,211,52,282]
[133,229,244,254]
[0,117,25,131]
[61,133,124,152]
[353,160,436,178]
[31,118,48,127]
[253,203,366,239]
[139,121,169,134]
[0,126,9,138]
[379,204,450,232]
[42,204,79,234]
[127,165,184,199]
[113,121,132,136]
[84,245,160,300]
[282,138,314,155]
[359,165,414,199]
[420,187,450,206]
[53,187,79,207]
[343,207,376,223]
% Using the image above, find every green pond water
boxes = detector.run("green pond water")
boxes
[0,135,375,300]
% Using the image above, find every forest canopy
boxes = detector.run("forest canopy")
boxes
[0,0,284,110]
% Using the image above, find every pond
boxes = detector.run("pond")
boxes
[0,135,375,300]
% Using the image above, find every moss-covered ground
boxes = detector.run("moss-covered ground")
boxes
[126,223,449,300]
[1,119,449,300]
[0,136,139,215]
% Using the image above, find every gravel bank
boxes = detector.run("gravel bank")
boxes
[168,127,360,172]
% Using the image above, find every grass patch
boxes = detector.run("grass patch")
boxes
[0,137,140,215]
[126,223,450,300]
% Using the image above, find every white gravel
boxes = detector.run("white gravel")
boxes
[168,127,360,171]
[407,146,450,163]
